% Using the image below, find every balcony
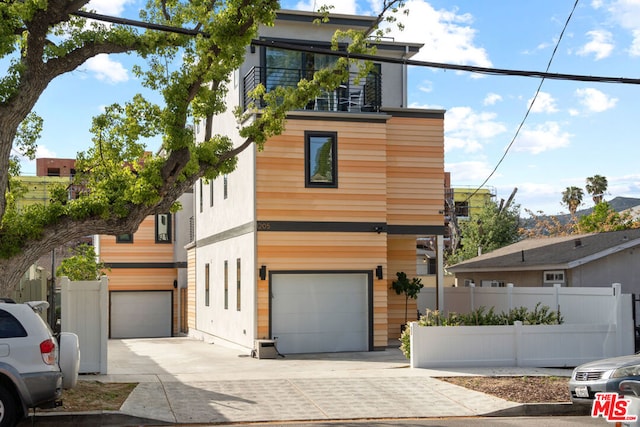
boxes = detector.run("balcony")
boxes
[243,66,382,113]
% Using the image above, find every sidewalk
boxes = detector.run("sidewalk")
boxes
[26,337,588,425]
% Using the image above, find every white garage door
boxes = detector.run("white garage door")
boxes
[110,291,172,338]
[271,273,369,354]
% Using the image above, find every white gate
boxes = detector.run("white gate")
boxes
[60,276,108,374]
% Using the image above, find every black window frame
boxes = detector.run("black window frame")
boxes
[116,234,134,243]
[155,213,172,244]
[305,131,338,188]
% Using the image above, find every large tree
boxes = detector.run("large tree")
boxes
[447,200,521,265]
[585,174,608,205]
[0,1,405,295]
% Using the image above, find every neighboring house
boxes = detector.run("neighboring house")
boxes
[188,9,446,354]
[33,158,193,338]
[446,228,640,294]
[95,190,193,338]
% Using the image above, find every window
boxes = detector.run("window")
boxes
[209,181,214,207]
[454,201,469,217]
[204,263,210,307]
[236,258,241,311]
[199,180,203,213]
[155,213,172,243]
[544,270,565,284]
[305,131,337,187]
[47,167,60,177]
[0,310,27,338]
[264,45,337,91]
[224,260,229,309]
[223,175,228,199]
[116,234,133,243]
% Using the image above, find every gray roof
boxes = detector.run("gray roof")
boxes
[447,228,640,273]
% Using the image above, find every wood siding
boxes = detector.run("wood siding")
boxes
[386,116,444,225]
[254,114,444,347]
[256,119,388,222]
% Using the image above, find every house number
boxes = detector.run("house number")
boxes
[257,222,271,230]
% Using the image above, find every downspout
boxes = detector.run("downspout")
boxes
[402,46,409,108]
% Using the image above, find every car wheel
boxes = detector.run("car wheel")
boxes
[59,332,80,389]
[0,385,18,427]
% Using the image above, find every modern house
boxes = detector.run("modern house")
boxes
[187,9,446,354]
[446,228,640,293]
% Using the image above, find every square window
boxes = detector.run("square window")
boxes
[116,234,133,243]
[305,131,337,188]
[156,213,172,243]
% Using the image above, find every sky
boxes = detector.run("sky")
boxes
[17,0,640,216]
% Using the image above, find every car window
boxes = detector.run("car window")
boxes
[0,309,28,338]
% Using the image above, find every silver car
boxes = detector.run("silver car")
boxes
[0,300,79,427]
[570,353,640,404]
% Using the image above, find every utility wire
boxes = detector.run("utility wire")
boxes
[461,0,581,204]
[72,10,640,85]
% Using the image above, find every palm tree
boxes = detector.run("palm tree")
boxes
[562,186,584,215]
[586,175,608,205]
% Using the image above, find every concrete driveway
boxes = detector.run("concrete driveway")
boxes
[74,337,577,425]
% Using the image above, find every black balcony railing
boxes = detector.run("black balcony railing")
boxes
[243,66,382,113]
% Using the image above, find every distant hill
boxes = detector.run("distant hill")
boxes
[520,196,640,230]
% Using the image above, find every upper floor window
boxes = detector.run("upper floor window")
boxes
[305,131,337,188]
[454,201,469,217]
[264,45,337,91]
[223,175,228,199]
[156,213,172,243]
[116,234,133,243]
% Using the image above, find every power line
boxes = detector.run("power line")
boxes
[462,0,581,204]
[73,10,640,85]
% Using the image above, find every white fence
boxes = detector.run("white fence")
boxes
[60,276,108,374]
[411,284,635,369]
[418,283,621,324]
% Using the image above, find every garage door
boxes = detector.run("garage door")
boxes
[110,291,172,338]
[271,273,369,354]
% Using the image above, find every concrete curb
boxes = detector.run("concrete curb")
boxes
[18,411,171,426]
[485,402,591,417]
[21,403,591,426]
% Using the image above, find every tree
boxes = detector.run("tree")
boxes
[56,244,108,281]
[519,208,576,238]
[561,186,584,216]
[586,174,608,205]
[0,1,406,295]
[447,200,521,264]
[391,272,423,325]
[577,201,640,233]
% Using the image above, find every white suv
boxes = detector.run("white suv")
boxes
[0,300,79,427]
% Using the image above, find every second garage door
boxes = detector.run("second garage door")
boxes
[110,291,172,338]
[271,273,370,354]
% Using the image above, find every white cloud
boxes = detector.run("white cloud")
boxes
[418,80,433,93]
[528,92,558,114]
[86,0,134,15]
[386,0,492,68]
[606,0,640,31]
[445,160,495,182]
[514,122,572,154]
[575,87,618,112]
[577,30,614,60]
[445,106,507,153]
[630,29,640,56]
[483,93,502,106]
[83,54,129,84]
[294,0,357,14]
